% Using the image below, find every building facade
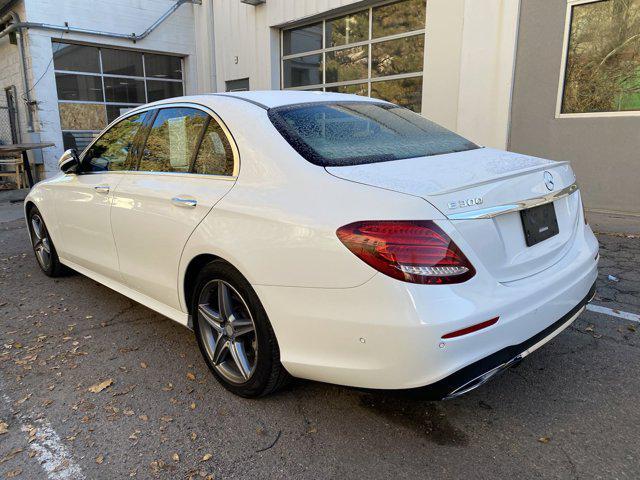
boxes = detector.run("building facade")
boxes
[1,0,638,223]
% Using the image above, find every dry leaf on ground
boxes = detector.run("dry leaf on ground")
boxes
[88,379,113,393]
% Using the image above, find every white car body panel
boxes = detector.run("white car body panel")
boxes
[25,91,599,395]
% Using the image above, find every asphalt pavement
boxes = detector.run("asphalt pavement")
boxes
[0,204,638,479]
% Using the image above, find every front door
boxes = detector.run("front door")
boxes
[53,112,148,280]
[110,106,238,310]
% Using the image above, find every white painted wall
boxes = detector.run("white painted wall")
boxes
[16,0,198,176]
[203,0,520,150]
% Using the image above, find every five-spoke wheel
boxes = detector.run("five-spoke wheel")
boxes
[197,280,258,383]
[192,260,289,397]
[30,213,52,271]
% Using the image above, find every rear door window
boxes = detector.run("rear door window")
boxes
[138,107,208,173]
[192,119,235,176]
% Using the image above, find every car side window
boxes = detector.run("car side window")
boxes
[138,107,208,173]
[193,118,235,176]
[82,113,146,172]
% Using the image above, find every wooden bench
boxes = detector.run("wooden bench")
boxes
[0,158,25,189]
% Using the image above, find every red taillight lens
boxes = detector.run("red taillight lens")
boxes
[336,220,475,284]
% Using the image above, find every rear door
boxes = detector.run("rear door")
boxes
[53,111,148,279]
[110,104,237,310]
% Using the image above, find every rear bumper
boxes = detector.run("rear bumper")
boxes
[254,223,599,392]
[428,282,595,400]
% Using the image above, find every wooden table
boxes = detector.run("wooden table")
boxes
[0,143,55,188]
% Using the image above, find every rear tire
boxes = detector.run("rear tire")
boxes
[27,206,69,277]
[192,260,289,397]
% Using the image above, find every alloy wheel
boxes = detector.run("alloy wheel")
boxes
[197,279,258,384]
[31,214,52,270]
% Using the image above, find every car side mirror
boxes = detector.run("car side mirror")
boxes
[58,149,79,174]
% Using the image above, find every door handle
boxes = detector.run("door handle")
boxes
[94,185,110,194]
[171,197,197,208]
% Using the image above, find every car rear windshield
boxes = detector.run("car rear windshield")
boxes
[268,101,479,167]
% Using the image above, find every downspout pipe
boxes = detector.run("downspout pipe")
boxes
[0,11,35,133]
[0,0,201,43]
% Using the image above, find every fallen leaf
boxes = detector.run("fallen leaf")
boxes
[538,436,550,444]
[201,453,213,462]
[0,421,8,435]
[190,432,197,441]
[140,362,148,369]
[190,402,196,410]
[96,454,104,464]
[186,372,196,381]
[88,379,113,393]
[138,415,148,422]
[123,409,135,416]
[628,324,637,333]
[172,453,180,462]
[585,325,594,332]
[160,415,173,423]
[5,468,22,478]
[0,448,23,465]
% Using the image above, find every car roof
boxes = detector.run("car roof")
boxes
[219,90,387,109]
[140,90,389,111]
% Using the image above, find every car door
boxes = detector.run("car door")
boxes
[110,104,238,311]
[53,111,148,279]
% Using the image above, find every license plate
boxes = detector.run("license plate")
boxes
[520,202,559,247]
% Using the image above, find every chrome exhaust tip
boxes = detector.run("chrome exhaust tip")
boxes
[443,354,523,400]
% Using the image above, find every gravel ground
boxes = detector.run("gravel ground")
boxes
[0,213,639,480]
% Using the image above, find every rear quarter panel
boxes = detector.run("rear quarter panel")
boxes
[178,100,444,310]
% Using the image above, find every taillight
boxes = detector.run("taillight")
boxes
[336,220,475,284]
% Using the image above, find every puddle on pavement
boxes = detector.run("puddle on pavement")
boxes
[359,394,468,446]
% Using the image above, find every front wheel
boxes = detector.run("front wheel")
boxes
[27,207,68,277]
[192,261,289,397]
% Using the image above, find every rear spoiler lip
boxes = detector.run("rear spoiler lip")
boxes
[447,182,579,220]
[429,160,570,197]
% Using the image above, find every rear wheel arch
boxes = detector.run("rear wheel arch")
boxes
[24,200,36,218]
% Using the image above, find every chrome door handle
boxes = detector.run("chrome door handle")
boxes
[94,185,110,194]
[171,197,197,208]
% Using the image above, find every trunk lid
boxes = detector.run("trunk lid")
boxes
[326,148,581,282]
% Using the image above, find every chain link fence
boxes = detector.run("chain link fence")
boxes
[0,86,19,147]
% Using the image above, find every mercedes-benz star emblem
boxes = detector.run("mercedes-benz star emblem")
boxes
[543,171,554,191]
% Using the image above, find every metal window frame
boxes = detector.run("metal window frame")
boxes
[555,0,640,119]
[53,40,186,130]
[280,0,427,108]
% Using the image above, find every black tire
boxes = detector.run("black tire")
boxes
[27,206,69,277]
[192,260,289,397]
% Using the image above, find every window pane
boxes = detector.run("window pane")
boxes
[146,80,184,102]
[371,77,423,112]
[283,23,323,55]
[107,105,136,124]
[52,42,100,73]
[83,113,146,172]
[193,120,234,176]
[326,11,369,47]
[145,54,183,80]
[283,54,323,88]
[268,102,477,167]
[103,77,145,103]
[372,0,427,38]
[58,103,107,130]
[562,0,640,114]
[325,83,368,96]
[55,74,104,101]
[101,48,143,77]
[325,45,369,83]
[372,35,424,77]
[139,108,208,172]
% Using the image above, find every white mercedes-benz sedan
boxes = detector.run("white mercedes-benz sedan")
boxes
[25,91,598,398]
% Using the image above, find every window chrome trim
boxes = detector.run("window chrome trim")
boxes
[447,183,579,220]
[79,101,240,178]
